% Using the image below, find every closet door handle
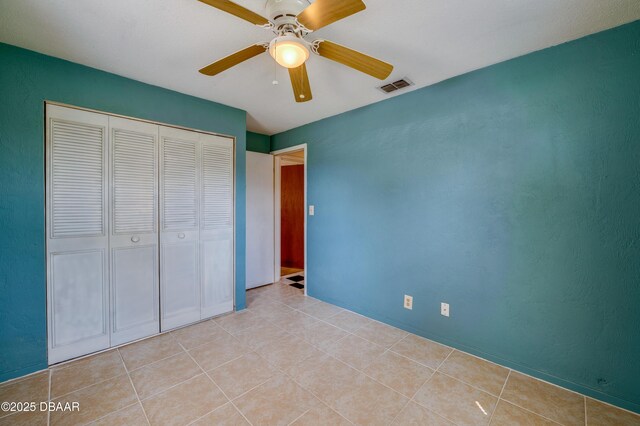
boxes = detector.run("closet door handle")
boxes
[178,233,186,239]
[131,236,140,243]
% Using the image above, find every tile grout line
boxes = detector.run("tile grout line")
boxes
[408,368,458,425]
[493,399,565,425]
[386,348,439,371]
[433,347,455,373]
[219,355,274,401]
[483,371,567,426]
[204,371,255,426]
[273,325,415,423]
[427,340,518,370]
[180,342,255,426]
[125,349,187,374]
[432,369,503,398]
[49,370,128,401]
[388,396,413,425]
[387,345,551,417]
[245,292,359,424]
[400,350,563,425]
[53,342,187,401]
[48,325,184,374]
[134,371,207,403]
[180,343,237,418]
[413,348,471,426]
[0,368,50,388]
[126,346,246,405]
[499,366,600,403]
[409,392,461,426]
[280,365,355,426]
[0,407,26,420]
[406,388,455,426]
[584,395,588,426]
[287,297,486,425]
[86,402,141,425]
[184,400,243,426]
[487,369,511,425]
[117,349,151,426]
[582,394,640,419]
[184,342,253,378]
[183,372,271,426]
[207,353,247,373]
[286,408,311,426]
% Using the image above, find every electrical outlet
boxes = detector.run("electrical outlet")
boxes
[309,205,315,216]
[441,302,450,317]
[404,295,413,310]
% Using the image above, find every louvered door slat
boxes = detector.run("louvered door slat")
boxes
[51,120,105,238]
[113,129,156,234]
[163,138,198,230]
[202,144,233,230]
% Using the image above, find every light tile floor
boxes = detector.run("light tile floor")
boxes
[1,277,639,425]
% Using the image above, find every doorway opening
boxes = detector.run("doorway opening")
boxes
[273,145,307,294]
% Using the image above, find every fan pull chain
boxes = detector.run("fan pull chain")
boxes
[272,43,279,85]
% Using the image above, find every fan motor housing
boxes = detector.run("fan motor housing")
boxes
[265,0,307,26]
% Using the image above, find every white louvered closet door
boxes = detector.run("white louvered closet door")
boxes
[46,105,110,364]
[200,134,234,319]
[160,126,202,330]
[109,117,159,345]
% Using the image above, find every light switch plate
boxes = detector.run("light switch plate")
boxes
[309,205,315,216]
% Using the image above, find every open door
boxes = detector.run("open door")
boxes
[246,152,275,289]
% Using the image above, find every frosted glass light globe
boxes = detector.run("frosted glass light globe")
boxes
[269,35,310,69]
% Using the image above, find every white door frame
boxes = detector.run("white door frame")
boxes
[271,144,307,296]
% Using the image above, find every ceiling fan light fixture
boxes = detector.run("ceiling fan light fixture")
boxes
[269,35,310,69]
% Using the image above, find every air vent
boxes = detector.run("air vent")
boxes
[379,78,414,94]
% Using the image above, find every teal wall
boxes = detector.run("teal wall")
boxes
[0,43,248,382]
[246,131,271,153]
[272,21,640,413]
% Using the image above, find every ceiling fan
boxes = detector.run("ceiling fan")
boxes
[197,0,394,103]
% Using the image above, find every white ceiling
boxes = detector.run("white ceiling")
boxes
[1,0,638,134]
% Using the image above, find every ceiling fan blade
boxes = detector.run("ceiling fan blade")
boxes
[288,63,313,103]
[198,0,270,26]
[199,44,267,76]
[315,40,393,80]
[297,0,365,31]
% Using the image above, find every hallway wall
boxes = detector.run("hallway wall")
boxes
[281,165,305,269]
